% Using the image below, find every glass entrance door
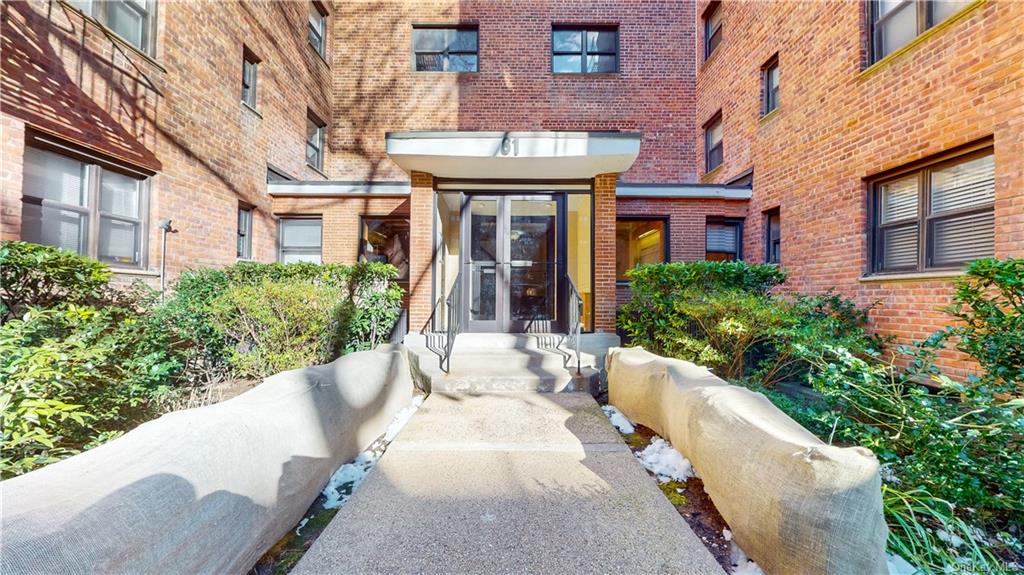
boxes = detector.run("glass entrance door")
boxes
[462,195,564,333]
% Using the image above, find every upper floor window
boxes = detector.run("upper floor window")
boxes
[237,205,253,260]
[22,145,150,268]
[306,111,326,171]
[764,208,781,264]
[308,1,328,58]
[762,54,779,115]
[241,47,259,109]
[869,0,974,62]
[616,218,667,281]
[412,26,479,72]
[706,218,743,261]
[279,217,323,264]
[870,145,994,274]
[704,112,723,173]
[552,26,619,74]
[703,2,722,60]
[70,0,155,55]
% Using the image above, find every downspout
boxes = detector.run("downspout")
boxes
[158,219,176,300]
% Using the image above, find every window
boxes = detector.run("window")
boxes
[237,206,253,259]
[359,217,410,280]
[616,218,667,281]
[412,26,479,72]
[764,208,781,264]
[241,47,259,109]
[308,1,327,58]
[703,2,722,60]
[552,26,619,74]
[306,112,325,171]
[279,217,322,263]
[762,54,779,115]
[704,112,723,173]
[870,146,994,274]
[870,0,974,62]
[69,0,155,54]
[706,218,742,261]
[21,146,149,268]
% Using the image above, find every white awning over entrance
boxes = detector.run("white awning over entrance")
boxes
[385,131,642,180]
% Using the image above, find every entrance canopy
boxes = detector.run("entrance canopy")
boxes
[385,131,642,180]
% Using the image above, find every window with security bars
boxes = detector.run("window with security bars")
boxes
[21,146,149,268]
[552,26,619,74]
[413,26,479,72]
[706,218,743,261]
[871,146,994,274]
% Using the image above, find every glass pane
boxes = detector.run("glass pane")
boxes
[567,194,592,331]
[448,29,478,52]
[361,218,410,279]
[415,53,444,71]
[706,223,738,253]
[511,263,555,321]
[447,54,478,72]
[306,143,320,166]
[306,120,321,145]
[470,263,496,321]
[707,28,721,55]
[585,55,617,73]
[586,30,617,52]
[237,209,252,258]
[879,176,919,223]
[510,199,556,262]
[930,154,994,214]
[932,0,972,23]
[21,202,88,254]
[616,220,666,280]
[281,219,322,248]
[100,170,141,218]
[308,2,324,35]
[882,223,918,269]
[769,65,780,90]
[877,0,906,16]
[469,200,497,262]
[107,0,145,49]
[434,192,462,331]
[708,119,723,146]
[878,3,918,58]
[23,148,87,206]
[553,54,581,73]
[552,30,582,53]
[281,251,322,264]
[931,211,993,266]
[412,28,445,51]
[99,217,140,265]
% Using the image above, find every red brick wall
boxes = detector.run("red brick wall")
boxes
[694,0,1024,375]
[593,173,618,332]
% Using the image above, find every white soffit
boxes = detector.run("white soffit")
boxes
[386,131,642,180]
[267,181,410,197]
[616,183,752,200]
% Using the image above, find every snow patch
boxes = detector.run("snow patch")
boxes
[935,528,965,548]
[728,542,765,575]
[294,517,309,536]
[321,395,425,510]
[635,438,693,483]
[601,405,635,434]
[886,553,919,575]
[722,528,733,542]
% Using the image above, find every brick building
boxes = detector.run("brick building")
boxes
[1,0,1020,363]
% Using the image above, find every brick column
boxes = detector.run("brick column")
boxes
[408,171,434,333]
[593,173,617,332]
[0,115,25,241]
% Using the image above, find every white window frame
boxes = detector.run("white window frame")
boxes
[67,0,158,56]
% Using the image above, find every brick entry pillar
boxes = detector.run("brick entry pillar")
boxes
[408,171,434,333]
[593,173,617,332]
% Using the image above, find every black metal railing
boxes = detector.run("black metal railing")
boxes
[439,272,462,373]
[565,276,583,375]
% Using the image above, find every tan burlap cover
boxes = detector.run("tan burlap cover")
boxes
[0,346,416,575]
[607,346,888,574]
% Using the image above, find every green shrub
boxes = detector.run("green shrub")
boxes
[0,241,113,321]
[209,279,346,379]
[340,262,402,353]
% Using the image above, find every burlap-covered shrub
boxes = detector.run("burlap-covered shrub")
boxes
[608,346,888,575]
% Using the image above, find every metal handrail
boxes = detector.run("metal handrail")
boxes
[566,276,583,375]
[440,272,462,373]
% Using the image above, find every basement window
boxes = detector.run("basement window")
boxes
[616,218,668,282]
[279,217,322,263]
[706,218,742,261]
[359,217,411,280]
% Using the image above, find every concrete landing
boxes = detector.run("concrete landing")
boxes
[292,392,725,574]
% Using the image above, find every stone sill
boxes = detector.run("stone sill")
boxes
[859,270,965,283]
[111,267,160,277]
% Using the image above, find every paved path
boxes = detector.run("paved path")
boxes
[293,392,725,574]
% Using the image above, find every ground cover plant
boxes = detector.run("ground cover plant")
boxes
[619,259,1024,573]
[0,241,403,478]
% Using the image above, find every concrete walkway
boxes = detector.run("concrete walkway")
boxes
[293,392,725,574]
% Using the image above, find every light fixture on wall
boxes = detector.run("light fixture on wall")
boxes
[158,219,178,300]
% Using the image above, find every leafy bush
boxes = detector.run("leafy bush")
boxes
[0,241,113,321]
[340,262,402,353]
[209,279,346,378]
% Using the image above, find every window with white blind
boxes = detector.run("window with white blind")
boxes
[706,218,743,261]
[871,146,994,274]
[279,217,322,263]
[21,146,149,268]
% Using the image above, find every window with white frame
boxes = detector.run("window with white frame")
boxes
[308,1,327,57]
[279,217,322,263]
[69,0,156,55]
[21,146,149,267]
